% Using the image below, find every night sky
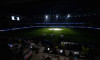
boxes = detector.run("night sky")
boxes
[0,0,100,16]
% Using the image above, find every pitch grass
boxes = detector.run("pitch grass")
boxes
[1,28,100,44]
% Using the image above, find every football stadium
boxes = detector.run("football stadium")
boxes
[0,0,100,60]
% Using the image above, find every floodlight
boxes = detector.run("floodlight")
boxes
[45,15,49,19]
[67,14,70,18]
[11,16,15,20]
[17,17,20,21]
[56,15,59,19]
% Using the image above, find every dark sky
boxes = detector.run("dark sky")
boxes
[0,0,100,16]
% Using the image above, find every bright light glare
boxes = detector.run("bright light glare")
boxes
[60,50,63,53]
[17,17,20,21]
[11,16,15,20]
[47,48,50,50]
[49,28,63,31]
[45,15,49,19]
[56,15,59,18]
[67,14,70,18]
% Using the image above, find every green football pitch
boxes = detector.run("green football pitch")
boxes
[1,28,100,44]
